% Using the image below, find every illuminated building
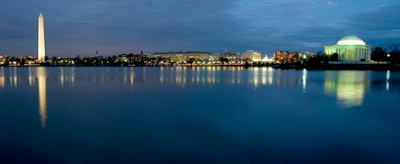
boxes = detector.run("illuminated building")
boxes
[0,55,5,65]
[299,52,315,61]
[324,35,371,62]
[149,52,213,65]
[242,50,261,62]
[38,13,46,62]
[273,51,300,63]
[261,55,269,62]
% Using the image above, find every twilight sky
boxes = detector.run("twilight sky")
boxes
[0,0,399,57]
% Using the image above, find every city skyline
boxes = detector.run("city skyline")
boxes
[0,0,399,57]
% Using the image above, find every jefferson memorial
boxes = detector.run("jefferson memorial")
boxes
[324,35,371,62]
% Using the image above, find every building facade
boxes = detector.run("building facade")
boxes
[324,35,371,62]
[273,51,300,63]
[242,50,261,62]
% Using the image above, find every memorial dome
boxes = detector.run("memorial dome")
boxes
[337,35,366,45]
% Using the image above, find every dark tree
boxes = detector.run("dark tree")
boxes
[330,53,339,61]
[321,53,330,64]
[389,48,400,64]
[306,56,322,66]
[371,47,388,63]
[219,57,229,63]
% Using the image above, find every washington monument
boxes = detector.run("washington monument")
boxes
[38,13,45,62]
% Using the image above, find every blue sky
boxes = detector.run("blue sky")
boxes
[0,0,399,57]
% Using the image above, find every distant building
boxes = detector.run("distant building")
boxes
[261,55,271,62]
[299,51,315,61]
[221,52,241,64]
[242,50,261,62]
[273,51,300,63]
[324,35,371,62]
[0,55,4,65]
[148,52,214,65]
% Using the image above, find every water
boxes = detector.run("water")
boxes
[0,66,399,163]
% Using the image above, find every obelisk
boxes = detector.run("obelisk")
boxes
[38,13,45,62]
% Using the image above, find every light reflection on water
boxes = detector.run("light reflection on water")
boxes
[387,70,390,91]
[10,67,18,87]
[0,67,400,162]
[29,67,35,86]
[140,66,276,87]
[59,67,75,87]
[0,67,4,88]
[302,69,307,93]
[37,67,47,128]
[324,71,369,108]
[130,67,135,86]
[2,67,397,113]
[1,67,398,110]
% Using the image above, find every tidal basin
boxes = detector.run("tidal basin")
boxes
[0,67,400,163]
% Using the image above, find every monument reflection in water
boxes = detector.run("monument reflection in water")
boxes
[0,67,399,163]
[324,71,368,108]
[37,67,47,128]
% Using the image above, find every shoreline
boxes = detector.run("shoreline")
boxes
[2,63,400,71]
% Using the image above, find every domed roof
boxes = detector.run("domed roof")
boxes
[337,35,366,45]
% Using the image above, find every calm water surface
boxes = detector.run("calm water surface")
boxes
[0,67,400,163]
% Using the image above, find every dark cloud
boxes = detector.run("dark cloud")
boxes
[45,0,249,55]
[0,0,399,57]
[346,4,400,48]
[350,4,400,31]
